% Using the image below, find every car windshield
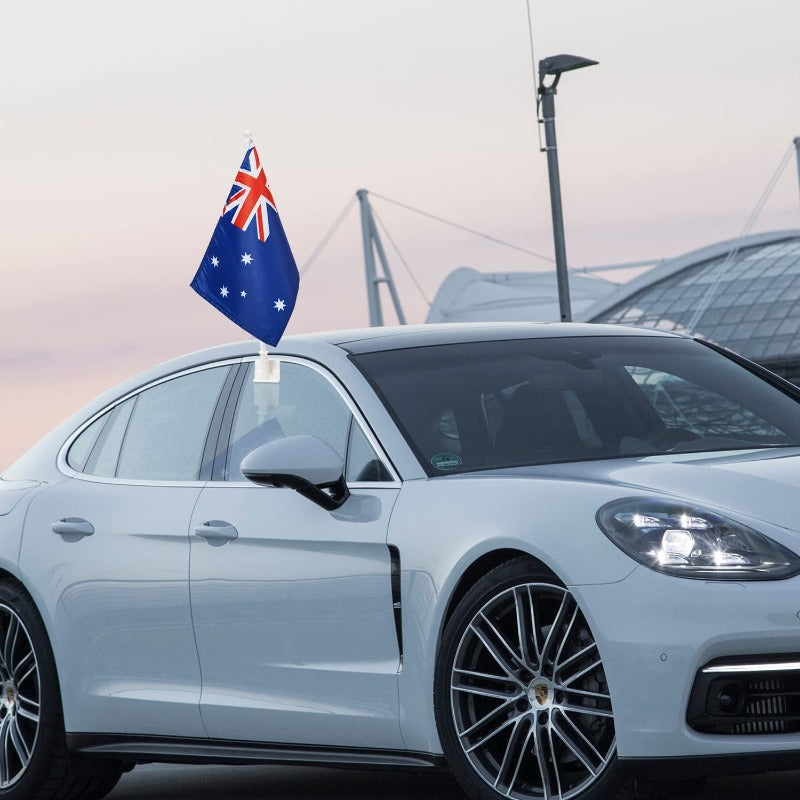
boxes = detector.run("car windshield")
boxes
[352,335,800,476]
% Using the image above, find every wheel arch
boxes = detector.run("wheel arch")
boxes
[0,565,64,699]
[0,566,39,608]
[440,547,560,634]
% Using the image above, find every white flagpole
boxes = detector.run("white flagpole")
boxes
[253,342,280,425]
[241,130,280,424]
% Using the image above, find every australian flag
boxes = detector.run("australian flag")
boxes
[191,145,299,346]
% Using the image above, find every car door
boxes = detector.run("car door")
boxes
[189,357,404,748]
[19,362,236,739]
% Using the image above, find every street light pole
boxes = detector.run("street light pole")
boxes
[539,86,571,322]
[538,54,598,323]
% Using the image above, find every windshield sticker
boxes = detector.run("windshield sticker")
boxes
[431,453,462,471]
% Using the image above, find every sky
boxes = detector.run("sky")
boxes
[2,0,800,469]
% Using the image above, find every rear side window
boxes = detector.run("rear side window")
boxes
[68,366,230,481]
[66,414,107,471]
[86,398,136,477]
[116,367,229,481]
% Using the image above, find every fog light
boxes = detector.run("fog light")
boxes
[715,682,744,715]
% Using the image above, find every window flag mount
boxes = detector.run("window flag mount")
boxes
[255,342,280,384]
[190,138,300,367]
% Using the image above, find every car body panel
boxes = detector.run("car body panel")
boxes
[0,479,40,585]
[0,478,39,517]
[483,448,800,533]
[388,475,639,753]
[577,567,800,758]
[189,483,405,748]
[20,477,207,737]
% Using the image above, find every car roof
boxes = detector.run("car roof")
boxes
[306,322,686,354]
[171,322,686,366]
[171,322,687,366]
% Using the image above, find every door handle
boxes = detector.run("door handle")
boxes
[194,520,238,543]
[52,518,94,537]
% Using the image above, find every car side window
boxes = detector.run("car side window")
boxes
[225,361,365,482]
[66,413,108,472]
[345,422,392,482]
[85,398,136,477]
[111,366,229,481]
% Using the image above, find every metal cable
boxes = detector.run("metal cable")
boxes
[687,143,795,333]
[299,194,357,277]
[526,0,545,151]
[371,206,432,306]
[369,192,555,263]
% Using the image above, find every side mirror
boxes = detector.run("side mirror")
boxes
[240,435,350,511]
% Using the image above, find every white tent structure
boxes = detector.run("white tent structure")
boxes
[425,267,618,324]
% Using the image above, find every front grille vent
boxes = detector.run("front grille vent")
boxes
[732,719,787,734]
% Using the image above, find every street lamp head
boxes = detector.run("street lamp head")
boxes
[538,54,598,91]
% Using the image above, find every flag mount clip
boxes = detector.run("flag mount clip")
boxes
[254,342,280,383]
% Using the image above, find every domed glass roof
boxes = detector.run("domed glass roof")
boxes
[587,232,800,365]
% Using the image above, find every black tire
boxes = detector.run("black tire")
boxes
[435,557,634,800]
[0,582,124,800]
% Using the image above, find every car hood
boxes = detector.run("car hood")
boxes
[472,447,800,532]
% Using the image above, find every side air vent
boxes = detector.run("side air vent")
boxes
[388,545,403,668]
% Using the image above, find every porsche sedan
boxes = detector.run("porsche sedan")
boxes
[4,322,800,800]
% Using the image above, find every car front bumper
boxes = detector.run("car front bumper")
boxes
[575,567,800,760]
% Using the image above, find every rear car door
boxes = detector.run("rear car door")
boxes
[20,362,236,739]
[189,357,404,748]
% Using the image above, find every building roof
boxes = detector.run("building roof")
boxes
[580,230,800,366]
[425,267,617,324]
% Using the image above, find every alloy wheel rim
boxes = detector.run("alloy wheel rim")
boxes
[0,604,40,789]
[450,583,615,799]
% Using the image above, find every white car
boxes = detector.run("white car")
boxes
[3,322,800,800]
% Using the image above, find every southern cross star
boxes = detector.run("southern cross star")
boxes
[241,252,253,266]
[274,299,286,311]
[210,256,219,267]
[240,290,247,298]
[220,286,229,298]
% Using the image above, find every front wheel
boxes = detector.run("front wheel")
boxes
[435,558,630,800]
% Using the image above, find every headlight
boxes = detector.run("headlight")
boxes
[596,498,800,580]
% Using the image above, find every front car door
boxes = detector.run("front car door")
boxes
[189,357,404,748]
